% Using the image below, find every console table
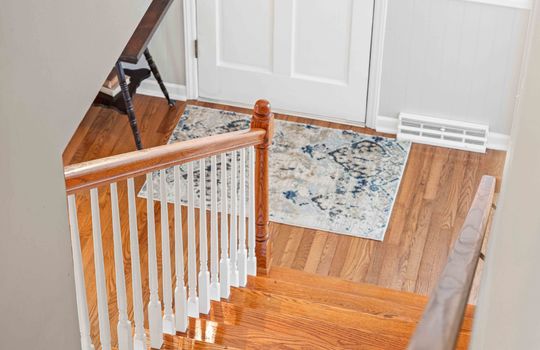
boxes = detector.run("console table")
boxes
[93,0,175,150]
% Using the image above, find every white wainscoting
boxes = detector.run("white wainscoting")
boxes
[379,0,530,135]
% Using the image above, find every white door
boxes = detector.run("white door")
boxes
[196,0,374,124]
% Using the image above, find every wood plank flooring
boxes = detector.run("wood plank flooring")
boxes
[63,94,505,308]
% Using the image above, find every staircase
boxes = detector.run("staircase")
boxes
[154,266,473,349]
[64,100,484,350]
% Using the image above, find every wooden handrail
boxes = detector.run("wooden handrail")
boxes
[64,128,266,195]
[64,100,275,275]
[408,175,496,350]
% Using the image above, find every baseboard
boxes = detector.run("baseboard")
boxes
[376,115,510,151]
[198,96,368,128]
[375,115,400,134]
[486,132,511,151]
[137,79,187,101]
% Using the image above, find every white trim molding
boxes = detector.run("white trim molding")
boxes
[375,115,399,134]
[366,0,389,129]
[138,79,187,101]
[183,0,199,99]
[486,132,511,151]
[461,0,532,10]
[376,115,510,151]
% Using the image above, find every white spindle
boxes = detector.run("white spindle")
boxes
[187,162,200,317]
[67,195,95,350]
[127,178,147,350]
[230,151,239,287]
[110,183,133,350]
[237,148,248,286]
[247,147,257,275]
[146,174,163,348]
[198,159,211,313]
[209,156,220,301]
[173,166,188,332]
[220,152,231,298]
[160,169,175,333]
[90,188,111,350]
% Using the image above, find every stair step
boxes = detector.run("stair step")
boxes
[183,300,411,349]
[247,274,473,332]
[229,285,420,336]
[266,266,476,319]
[246,275,424,322]
[161,332,240,349]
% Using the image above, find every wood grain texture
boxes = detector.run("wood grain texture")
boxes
[63,95,504,349]
[65,128,266,194]
[63,94,505,299]
[119,0,174,64]
[250,100,275,274]
[408,176,495,350]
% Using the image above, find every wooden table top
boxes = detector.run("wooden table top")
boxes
[119,0,174,64]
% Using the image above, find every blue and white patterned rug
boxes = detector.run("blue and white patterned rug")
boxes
[139,105,411,241]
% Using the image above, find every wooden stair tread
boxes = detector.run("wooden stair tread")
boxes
[161,332,240,349]
[186,301,410,350]
[229,285,423,333]
[247,274,474,328]
[266,266,476,318]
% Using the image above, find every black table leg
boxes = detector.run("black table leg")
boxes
[116,61,143,150]
[144,48,175,107]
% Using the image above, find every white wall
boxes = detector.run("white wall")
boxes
[0,1,145,348]
[379,0,529,134]
[130,0,186,86]
[144,0,529,136]
[470,3,540,348]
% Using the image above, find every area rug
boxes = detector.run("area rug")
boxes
[139,105,411,241]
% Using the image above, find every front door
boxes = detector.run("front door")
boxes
[197,0,374,124]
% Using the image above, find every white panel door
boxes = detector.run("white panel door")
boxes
[197,0,374,124]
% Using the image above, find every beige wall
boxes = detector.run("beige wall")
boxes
[0,1,145,348]
[470,4,540,349]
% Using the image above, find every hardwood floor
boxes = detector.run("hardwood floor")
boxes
[64,94,505,306]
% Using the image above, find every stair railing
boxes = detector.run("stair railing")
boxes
[64,100,274,350]
[408,175,496,350]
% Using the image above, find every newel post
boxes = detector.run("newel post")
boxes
[250,100,274,275]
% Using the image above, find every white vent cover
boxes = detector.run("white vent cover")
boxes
[397,113,489,153]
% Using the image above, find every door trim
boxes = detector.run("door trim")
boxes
[366,0,388,129]
[186,0,389,129]
[183,0,199,99]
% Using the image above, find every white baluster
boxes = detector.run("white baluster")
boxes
[209,156,220,300]
[229,151,239,287]
[237,148,248,286]
[146,174,164,348]
[173,166,188,332]
[247,147,257,275]
[198,159,211,313]
[187,162,200,317]
[220,152,231,298]
[67,195,95,350]
[160,169,175,333]
[90,188,111,350]
[127,178,147,350]
[110,183,133,350]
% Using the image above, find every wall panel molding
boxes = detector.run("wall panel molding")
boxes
[461,0,532,10]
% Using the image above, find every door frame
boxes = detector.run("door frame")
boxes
[183,0,389,129]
